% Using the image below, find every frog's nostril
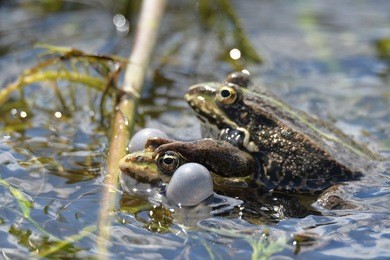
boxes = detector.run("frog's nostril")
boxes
[187,85,203,97]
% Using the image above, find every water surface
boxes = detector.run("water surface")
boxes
[0,0,389,259]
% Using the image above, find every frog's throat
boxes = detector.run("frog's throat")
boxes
[191,105,260,152]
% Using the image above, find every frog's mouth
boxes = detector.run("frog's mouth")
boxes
[185,83,232,127]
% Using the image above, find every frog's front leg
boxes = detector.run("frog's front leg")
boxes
[144,137,176,151]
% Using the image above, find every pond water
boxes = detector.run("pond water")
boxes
[0,0,389,259]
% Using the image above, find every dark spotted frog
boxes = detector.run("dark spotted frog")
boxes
[156,72,375,192]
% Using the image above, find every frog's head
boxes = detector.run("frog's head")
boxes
[119,150,184,184]
[185,72,251,128]
[185,72,261,152]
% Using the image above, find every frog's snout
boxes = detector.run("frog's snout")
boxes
[185,83,218,102]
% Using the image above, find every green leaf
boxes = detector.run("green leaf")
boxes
[0,179,33,218]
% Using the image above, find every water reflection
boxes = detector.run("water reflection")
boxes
[113,14,130,35]
[230,48,241,60]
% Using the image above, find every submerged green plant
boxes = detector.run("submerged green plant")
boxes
[0,45,127,120]
[248,229,286,260]
[8,224,95,258]
[0,179,47,236]
[0,178,95,258]
[198,224,286,259]
[375,37,390,60]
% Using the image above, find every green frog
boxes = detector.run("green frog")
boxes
[119,137,257,185]
[119,137,320,216]
[151,72,375,192]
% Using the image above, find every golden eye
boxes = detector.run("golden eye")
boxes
[156,151,180,176]
[216,85,237,105]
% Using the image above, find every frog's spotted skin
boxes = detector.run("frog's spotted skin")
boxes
[185,72,375,192]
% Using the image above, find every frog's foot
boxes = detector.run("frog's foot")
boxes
[218,128,245,148]
[314,184,359,210]
[218,127,259,153]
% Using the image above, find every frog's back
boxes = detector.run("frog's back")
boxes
[246,86,376,191]
[250,85,375,160]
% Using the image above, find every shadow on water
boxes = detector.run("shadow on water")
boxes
[0,0,389,258]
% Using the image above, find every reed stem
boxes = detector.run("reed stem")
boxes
[96,0,166,257]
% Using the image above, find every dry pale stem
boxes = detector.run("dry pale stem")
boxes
[96,0,167,257]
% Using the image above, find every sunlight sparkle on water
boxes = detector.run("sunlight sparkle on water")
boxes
[20,111,27,118]
[10,109,17,117]
[54,111,62,118]
[242,69,250,75]
[230,48,241,60]
[113,14,129,35]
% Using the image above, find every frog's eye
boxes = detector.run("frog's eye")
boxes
[156,151,180,176]
[216,86,237,105]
